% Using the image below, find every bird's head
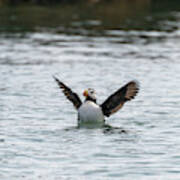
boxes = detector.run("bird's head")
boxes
[83,88,96,102]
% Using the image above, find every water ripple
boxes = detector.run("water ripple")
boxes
[1,17,180,180]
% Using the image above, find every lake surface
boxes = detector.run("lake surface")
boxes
[0,1,180,179]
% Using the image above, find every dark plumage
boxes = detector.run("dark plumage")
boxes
[101,81,139,117]
[53,76,82,109]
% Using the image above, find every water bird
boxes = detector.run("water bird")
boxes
[53,76,139,127]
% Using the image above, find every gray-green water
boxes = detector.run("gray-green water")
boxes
[1,1,180,179]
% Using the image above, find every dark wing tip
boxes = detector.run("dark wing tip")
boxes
[53,76,67,90]
[53,76,82,109]
[101,80,140,117]
[124,80,139,101]
[52,75,58,82]
[53,75,61,86]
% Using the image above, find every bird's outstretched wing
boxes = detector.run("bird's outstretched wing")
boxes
[53,76,82,109]
[101,81,139,117]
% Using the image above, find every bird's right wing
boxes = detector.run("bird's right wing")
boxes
[101,81,139,117]
[53,76,82,109]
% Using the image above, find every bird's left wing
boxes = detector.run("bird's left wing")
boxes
[101,81,139,117]
[53,76,82,109]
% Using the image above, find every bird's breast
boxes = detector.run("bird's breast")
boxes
[78,101,104,126]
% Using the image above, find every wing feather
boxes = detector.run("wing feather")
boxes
[101,81,139,117]
[53,76,82,109]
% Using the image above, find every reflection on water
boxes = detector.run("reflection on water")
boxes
[1,0,180,180]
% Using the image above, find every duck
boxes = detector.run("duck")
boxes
[53,76,139,127]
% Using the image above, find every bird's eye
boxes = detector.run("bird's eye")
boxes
[88,88,94,94]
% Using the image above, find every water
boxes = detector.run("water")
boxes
[1,1,180,179]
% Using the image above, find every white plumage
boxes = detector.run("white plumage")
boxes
[78,101,104,125]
